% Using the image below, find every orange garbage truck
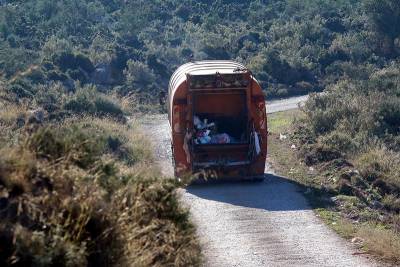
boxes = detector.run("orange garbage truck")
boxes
[168,61,267,180]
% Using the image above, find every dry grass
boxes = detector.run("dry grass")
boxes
[0,102,28,147]
[64,116,155,166]
[0,116,201,266]
[355,147,400,188]
[267,110,313,185]
[0,102,28,126]
[268,109,400,264]
[118,92,165,115]
[316,209,357,239]
[115,178,201,267]
[358,226,400,263]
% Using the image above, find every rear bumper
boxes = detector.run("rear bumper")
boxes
[193,160,251,168]
[190,174,265,184]
[189,160,265,182]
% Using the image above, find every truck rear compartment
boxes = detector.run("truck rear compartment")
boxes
[192,90,250,172]
[192,90,248,144]
[168,61,267,179]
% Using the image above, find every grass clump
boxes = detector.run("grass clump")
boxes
[358,226,400,263]
[63,85,124,120]
[0,118,200,267]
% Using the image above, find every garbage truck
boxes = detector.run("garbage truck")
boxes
[168,61,267,180]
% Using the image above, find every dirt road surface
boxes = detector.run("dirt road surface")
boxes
[140,96,382,267]
[267,95,309,114]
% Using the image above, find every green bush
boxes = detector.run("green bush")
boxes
[7,78,35,98]
[94,97,123,118]
[378,98,400,134]
[28,125,106,169]
[52,52,94,78]
[303,143,342,166]
[356,148,400,189]
[319,131,358,154]
[63,85,123,118]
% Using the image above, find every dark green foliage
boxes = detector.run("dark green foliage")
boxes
[7,78,35,98]
[47,70,68,82]
[263,50,314,85]
[63,85,124,119]
[28,126,105,168]
[53,52,94,74]
[201,46,231,60]
[364,0,400,40]
[66,68,88,83]
[2,0,393,100]
[378,98,400,134]
[94,97,124,118]
[304,144,342,166]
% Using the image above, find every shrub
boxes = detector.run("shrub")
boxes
[356,148,400,189]
[0,131,121,266]
[319,130,358,154]
[124,60,155,86]
[63,85,123,118]
[94,96,123,118]
[66,68,89,83]
[28,126,105,169]
[378,98,400,134]
[304,143,342,166]
[0,118,200,266]
[382,195,400,212]
[53,52,94,74]
[34,82,65,111]
[7,78,35,99]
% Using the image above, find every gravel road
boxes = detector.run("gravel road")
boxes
[140,96,381,267]
[267,95,309,114]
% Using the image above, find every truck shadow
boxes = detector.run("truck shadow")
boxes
[185,173,333,212]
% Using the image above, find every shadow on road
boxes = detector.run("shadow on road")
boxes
[186,173,332,212]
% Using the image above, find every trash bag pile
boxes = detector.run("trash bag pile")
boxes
[193,115,235,144]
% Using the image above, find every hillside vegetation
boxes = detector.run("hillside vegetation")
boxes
[286,1,400,262]
[2,0,399,101]
[294,0,400,227]
[0,110,201,266]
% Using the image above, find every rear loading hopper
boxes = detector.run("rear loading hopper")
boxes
[168,61,267,180]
